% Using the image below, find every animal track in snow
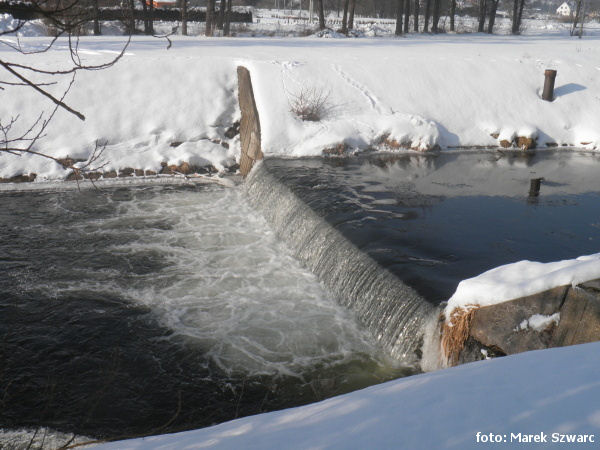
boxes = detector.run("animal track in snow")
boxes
[332,64,391,114]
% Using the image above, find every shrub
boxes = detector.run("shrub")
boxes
[289,86,331,122]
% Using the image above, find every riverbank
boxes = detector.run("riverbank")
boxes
[97,339,600,449]
[1,33,599,181]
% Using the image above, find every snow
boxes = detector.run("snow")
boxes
[0,13,46,37]
[2,15,600,449]
[2,22,600,179]
[516,313,561,332]
[445,253,600,320]
[97,340,600,449]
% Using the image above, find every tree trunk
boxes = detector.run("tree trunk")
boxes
[141,0,149,34]
[92,0,101,35]
[517,0,525,32]
[511,0,519,34]
[571,0,582,36]
[206,0,215,36]
[317,0,325,29]
[423,0,431,32]
[487,0,498,33]
[148,0,154,35]
[341,0,350,34]
[413,0,419,32]
[217,0,226,30]
[348,0,356,29]
[431,0,440,32]
[395,0,404,35]
[224,0,232,35]
[403,0,410,33]
[450,0,456,32]
[128,0,135,34]
[181,0,188,35]
[478,0,487,32]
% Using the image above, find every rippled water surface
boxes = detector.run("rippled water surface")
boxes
[265,150,600,303]
[0,184,408,440]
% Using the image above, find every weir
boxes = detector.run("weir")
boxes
[237,65,435,364]
[244,162,435,363]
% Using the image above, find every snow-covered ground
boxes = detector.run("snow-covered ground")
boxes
[1,30,600,180]
[97,340,600,449]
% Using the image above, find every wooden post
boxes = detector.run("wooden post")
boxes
[237,67,263,177]
[542,69,557,102]
[529,178,542,197]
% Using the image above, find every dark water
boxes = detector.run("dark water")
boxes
[0,184,409,441]
[264,150,600,303]
[2,150,599,442]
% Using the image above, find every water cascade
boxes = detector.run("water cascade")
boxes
[245,161,436,363]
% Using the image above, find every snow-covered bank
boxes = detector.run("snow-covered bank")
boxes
[97,340,600,449]
[444,253,600,320]
[2,34,600,180]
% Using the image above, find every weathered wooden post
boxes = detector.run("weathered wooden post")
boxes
[237,66,263,177]
[529,178,542,197]
[542,69,557,102]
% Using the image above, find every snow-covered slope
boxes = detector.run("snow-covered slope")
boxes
[1,34,600,180]
[98,341,600,449]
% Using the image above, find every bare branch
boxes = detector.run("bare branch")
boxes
[0,61,85,120]
[153,29,177,50]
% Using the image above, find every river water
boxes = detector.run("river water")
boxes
[263,150,600,303]
[2,149,599,443]
[0,183,408,441]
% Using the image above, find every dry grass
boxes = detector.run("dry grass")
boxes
[441,305,479,366]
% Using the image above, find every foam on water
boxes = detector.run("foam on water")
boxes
[1,183,411,438]
[23,184,392,378]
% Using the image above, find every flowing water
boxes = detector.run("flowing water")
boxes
[253,150,600,305]
[2,149,599,444]
[0,183,410,442]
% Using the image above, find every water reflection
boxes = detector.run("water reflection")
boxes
[266,150,600,303]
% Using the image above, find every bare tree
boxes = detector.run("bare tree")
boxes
[431,0,440,32]
[206,0,216,36]
[423,0,431,32]
[413,0,419,32]
[181,0,188,35]
[450,0,456,32]
[511,0,529,35]
[141,0,150,34]
[348,0,356,30]
[217,0,226,30]
[317,0,326,29]
[478,0,487,32]
[341,0,350,34]
[91,0,101,35]
[571,0,583,36]
[487,0,499,33]
[126,0,135,34]
[403,0,410,33]
[395,0,404,35]
[0,0,132,177]
[516,0,526,33]
[223,0,232,35]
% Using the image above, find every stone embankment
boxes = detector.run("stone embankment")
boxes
[442,280,600,366]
